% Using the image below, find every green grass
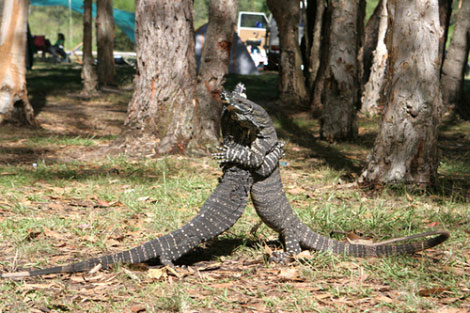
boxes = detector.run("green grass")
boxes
[0,67,469,312]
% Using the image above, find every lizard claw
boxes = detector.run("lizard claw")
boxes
[212,146,229,163]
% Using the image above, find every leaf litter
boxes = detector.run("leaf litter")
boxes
[0,70,469,312]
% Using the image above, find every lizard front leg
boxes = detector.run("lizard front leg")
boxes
[213,141,284,177]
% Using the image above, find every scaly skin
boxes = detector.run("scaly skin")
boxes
[217,83,449,259]
[0,87,284,279]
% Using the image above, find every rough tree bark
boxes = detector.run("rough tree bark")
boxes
[114,0,197,156]
[189,0,237,153]
[81,0,98,96]
[96,0,115,87]
[0,0,35,125]
[361,0,388,116]
[319,0,365,141]
[267,0,308,107]
[441,0,470,113]
[360,0,443,186]
[362,0,383,87]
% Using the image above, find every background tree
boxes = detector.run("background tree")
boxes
[81,0,98,96]
[360,0,443,186]
[362,0,383,89]
[114,0,197,156]
[0,0,35,125]
[266,0,308,107]
[190,0,238,152]
[361,0,388,115]
[317,0,365,141]
[96,0,116,87]
[440,0,469,116]
[438,0,453,75]
[304,0,327,94]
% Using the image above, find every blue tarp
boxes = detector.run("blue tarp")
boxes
[30,0,136,43]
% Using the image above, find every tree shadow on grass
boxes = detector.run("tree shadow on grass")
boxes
[272,112,366,175]
[27,64,83,114]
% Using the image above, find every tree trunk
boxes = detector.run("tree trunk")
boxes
[361,0,388,116]
[438,0,453,75]
[319,0,365,142]
[440,0,470,113]
[0,0,35,125]
[306,0,327,92]
[311,0,331,115]
[96,0,115,87]
[81,0,98,96]
[267,0,308,107]
[114,0,197,156]
[359,0,443,187]
[362,0,383,87]
[190,0,237,153]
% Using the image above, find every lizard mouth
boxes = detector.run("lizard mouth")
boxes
[226,101,253,115]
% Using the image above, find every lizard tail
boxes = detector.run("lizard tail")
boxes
[1,240,163,278]
[301,226,449,257]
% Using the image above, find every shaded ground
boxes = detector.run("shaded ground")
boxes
[0,64,469,312]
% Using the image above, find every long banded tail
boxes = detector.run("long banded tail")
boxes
[302,228,450,257]
[1,166,253,279]
[0,240,163,278]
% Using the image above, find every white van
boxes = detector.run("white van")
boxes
[236,11,269,67]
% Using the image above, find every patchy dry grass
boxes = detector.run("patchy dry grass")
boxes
[0,65,469,312]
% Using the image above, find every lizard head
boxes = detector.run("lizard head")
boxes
[221,83,271,133]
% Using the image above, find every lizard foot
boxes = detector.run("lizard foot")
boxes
[268,251,295,265]
[211,146,229,164]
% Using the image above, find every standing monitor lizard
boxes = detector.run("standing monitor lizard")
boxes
[0,88,285,279]
[214,83,449,260]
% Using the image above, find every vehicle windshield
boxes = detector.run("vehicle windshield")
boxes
[240,13,267,29]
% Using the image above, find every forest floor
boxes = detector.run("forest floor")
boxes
[0,63,469,313]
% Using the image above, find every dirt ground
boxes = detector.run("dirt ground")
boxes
[1,69,469,312]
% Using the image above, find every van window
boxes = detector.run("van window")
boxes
[239,13,267,29]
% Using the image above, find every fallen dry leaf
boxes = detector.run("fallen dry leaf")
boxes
[130,305,146,313]
[279,267,301,281]
[295,250,313,260]
[375,295,394,304]
[43,227,64,240]
[147,268,166,280]
[346,232,374,245]
[418,287,449,297]
[95,199,111,207]
[210,282,234,289]
[427,221,440,228]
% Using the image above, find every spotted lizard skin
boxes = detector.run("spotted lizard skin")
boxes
[0,86,284,279]
[218,83,449,259]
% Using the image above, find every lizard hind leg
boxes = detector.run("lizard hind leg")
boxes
[269,232,302,264]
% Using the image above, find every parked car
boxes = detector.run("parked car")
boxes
[236,11,269,68]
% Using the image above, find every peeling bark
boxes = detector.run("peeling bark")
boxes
[267,0,308,107]
[360,0,443,187]
[0,0,35,125]
[361,0,388,116]
[362,0,383,87]
[189,0,237,153]
[113,0,197,156]
[96,0,115,87]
